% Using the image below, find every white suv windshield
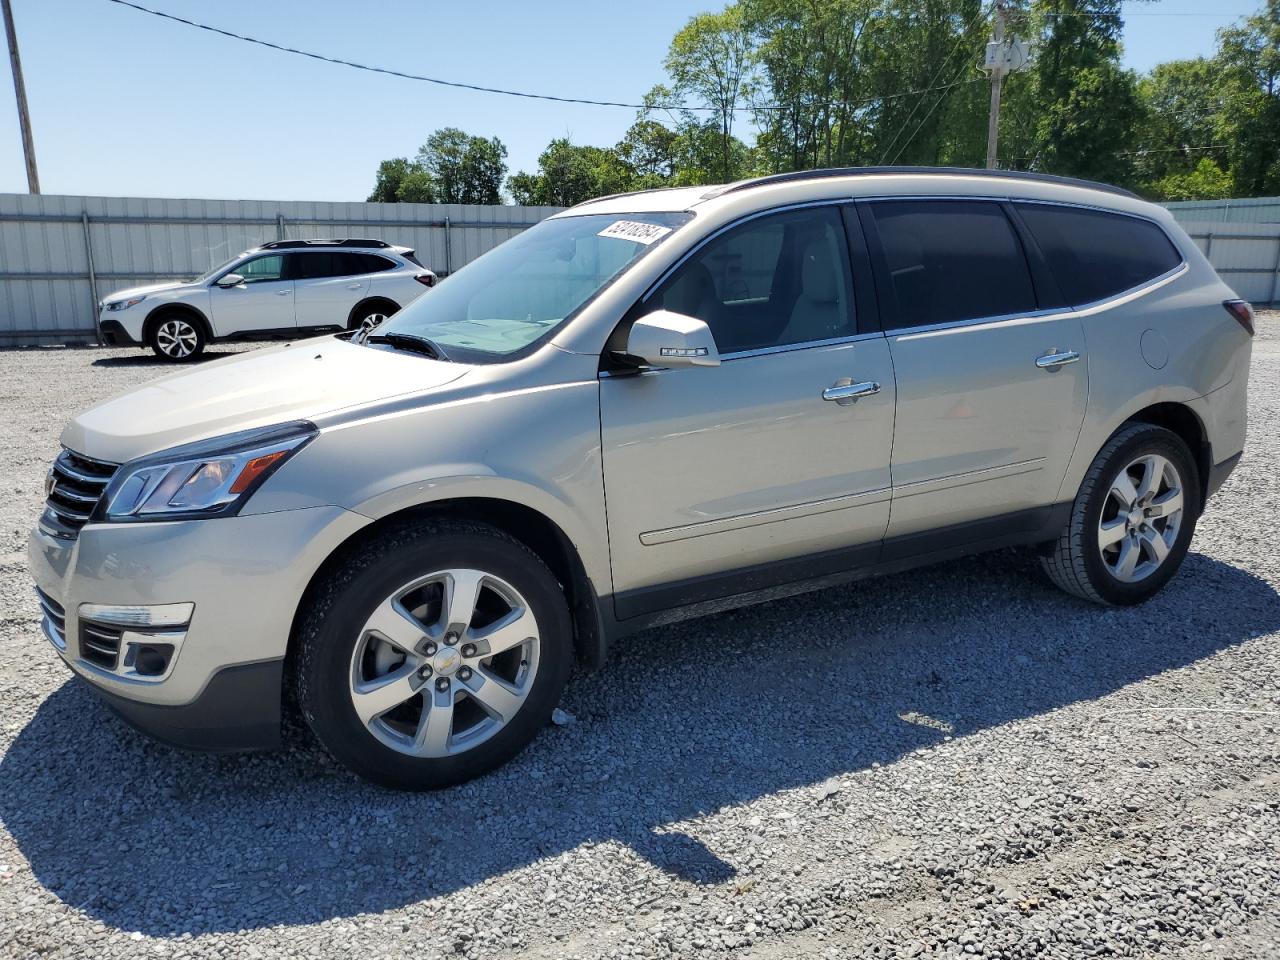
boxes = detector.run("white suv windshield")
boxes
[377,212,691,361]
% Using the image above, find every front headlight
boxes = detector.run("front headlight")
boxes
[105,295,146,311]
[100,422,317,522]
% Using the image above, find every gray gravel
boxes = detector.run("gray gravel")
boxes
[1,321,1278,960]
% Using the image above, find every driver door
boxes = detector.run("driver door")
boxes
[599,204,896,620]
[208,254,296,334]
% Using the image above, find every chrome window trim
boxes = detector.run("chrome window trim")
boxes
[627,191,1189,351]
[886,262,1189,340]
[720,330,881,361]
[599,330,884,378]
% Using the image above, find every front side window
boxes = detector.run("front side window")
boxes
[234,255,286,284]
[379,212,690,362]
[869,200,1037,330]
[1015,203,1183,306]
[652,205,855,354]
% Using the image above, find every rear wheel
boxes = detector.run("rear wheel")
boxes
[295,520,572,790]
[1041,423,1200,605]
[147,313,206,361]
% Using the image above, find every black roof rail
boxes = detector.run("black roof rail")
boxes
[259,238,392,250]
[702,166,1141,201]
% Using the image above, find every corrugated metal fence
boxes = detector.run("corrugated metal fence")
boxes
[1166,199,1280,305]
[1,192,1277,346]
[0,193,564,345]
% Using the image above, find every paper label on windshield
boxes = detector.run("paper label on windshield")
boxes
[597,220,672,245]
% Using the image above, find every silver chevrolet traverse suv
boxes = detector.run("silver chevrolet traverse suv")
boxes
[30,168,1252,789]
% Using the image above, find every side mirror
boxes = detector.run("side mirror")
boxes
[625,310,720,369]
[215,273,245,288]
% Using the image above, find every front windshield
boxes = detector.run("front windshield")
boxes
[377,211,692,361]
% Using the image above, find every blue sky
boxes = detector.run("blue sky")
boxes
[0,0,1265,202]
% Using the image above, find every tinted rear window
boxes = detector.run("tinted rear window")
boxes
[869,200,1037,329]
[1014,204,1182,306]
[345,253,396,274]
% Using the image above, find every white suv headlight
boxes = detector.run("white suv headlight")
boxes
[101,422,317,521]
[105,295,146,311]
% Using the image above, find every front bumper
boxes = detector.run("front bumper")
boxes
[98,318,140,346]
[28,504,369,751]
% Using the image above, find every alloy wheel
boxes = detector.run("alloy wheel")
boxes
[156,319,199,359]
[348,568,541,757]
[1097,453,1184,583]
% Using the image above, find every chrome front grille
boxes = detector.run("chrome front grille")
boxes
[39,449,118,539]
[36,588,67,651]
[79,622,124,670]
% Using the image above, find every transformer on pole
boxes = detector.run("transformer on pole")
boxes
[982,0,1031,170]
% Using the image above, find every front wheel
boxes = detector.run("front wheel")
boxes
[349,302,398,336]
[1041,423,1200,605]
[295,520,573,790]
[147,313,206,361]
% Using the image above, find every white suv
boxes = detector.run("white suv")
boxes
[98,239,437,361]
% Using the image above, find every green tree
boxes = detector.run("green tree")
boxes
[1214,0,1280,196]
[616,119,682,186]
[416,127,509,204]
[1005,0,1144,185]
[1151,157,1234,201]
[663,8,756,180]
[1132,58,1230,198]
[367,158,413,203]
[396,168,436,203]
[506,138,637,206]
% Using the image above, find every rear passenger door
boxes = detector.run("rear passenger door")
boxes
[859,199,1089,549]
[291,253,372,328]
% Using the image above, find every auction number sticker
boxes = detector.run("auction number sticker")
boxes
[597,220,672,245]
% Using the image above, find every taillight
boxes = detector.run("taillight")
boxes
[415,274,436,288]
[1223,299,1255,336]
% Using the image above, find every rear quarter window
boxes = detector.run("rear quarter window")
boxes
[1014,203,1183,306]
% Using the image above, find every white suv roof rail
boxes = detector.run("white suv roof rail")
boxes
[259,239,392,250]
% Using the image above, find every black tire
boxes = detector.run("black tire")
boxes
[295,519,573,790]
[147,312,207,362]
[1040,423,1201,605]
[349,301,399,334]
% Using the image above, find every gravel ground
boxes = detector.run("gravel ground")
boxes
[0,319,1278,960]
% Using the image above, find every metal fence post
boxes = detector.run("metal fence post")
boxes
[81,211,101,344]
[444,216,452,275]
[1271,236,1280,306]
[1203,232,1214,259]
[276,213,285,241]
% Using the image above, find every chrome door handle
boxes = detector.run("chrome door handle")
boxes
[346,283,362,290]
[276,289,291,296]
[823,379,881,405]
[1035,349,1080,369]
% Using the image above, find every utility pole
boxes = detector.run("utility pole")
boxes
[984,0,1009,170]
[2,0,39,194]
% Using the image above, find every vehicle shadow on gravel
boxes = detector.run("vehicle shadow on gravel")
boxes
[91,351,241,368]
[2,549,1276,936]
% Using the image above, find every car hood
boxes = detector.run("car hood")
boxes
[62,337,470,463]
[103,280,194,302]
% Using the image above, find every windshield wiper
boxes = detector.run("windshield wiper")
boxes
[366,333,450,361]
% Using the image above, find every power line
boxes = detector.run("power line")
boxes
[102,0,987,118]
[881,3,994,165]
[103,0,665,109]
